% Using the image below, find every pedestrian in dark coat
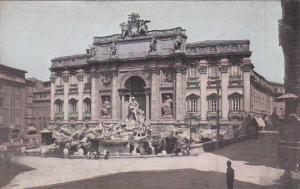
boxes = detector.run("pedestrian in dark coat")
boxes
[226,160,234,189]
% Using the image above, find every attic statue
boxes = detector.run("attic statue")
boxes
[120,13,151,38]
[174,35,183,51]
[148,37,157,54]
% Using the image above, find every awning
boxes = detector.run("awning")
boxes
[254,117,266,127]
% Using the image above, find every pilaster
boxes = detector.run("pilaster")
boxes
[62,71,69,121]
[220,59,229,120]
[175,66,186,120]
[91,70,99,121]
[150,68,160,120]
[50,73,55,121]
[199,64,208,121]
[241,60,253,113]
[77,70,84,121]
[111,71,119,120]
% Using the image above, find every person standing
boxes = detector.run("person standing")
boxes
[226,160,234,189]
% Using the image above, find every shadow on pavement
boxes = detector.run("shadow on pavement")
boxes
[33,169,282,189]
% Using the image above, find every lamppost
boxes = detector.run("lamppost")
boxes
[184,113,200,152]
[216,80,221,141]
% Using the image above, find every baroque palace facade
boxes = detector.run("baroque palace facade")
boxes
[49,14,283,134]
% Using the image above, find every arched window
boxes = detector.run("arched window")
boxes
[207,93,220,112]
[54,99,63,113]
[186,94,199,112]
[83,98,91,113]
[228,92,243,111]
[69,98,77,113]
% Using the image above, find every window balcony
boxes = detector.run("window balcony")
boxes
[229,75,242,80]
[68,112,78,120]
[187,77,199,88]
[69,88,78,94]
[55,89,64,95]
[55,85,63,89]
[84,83,91,94]
[207,111,217,120]
[207,78,221,89]
[69,84,78,88]
[208,76,220,81]
[83,112,91,120]
[228,110,244,121]
[229,75,243,88]
[54,112,64,121]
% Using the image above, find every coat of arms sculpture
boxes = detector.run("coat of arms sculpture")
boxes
[120,13,151,38]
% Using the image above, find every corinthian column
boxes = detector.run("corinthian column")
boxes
[91,71,99,121]
[199,63,208,121]
[111,71,119,120]
[175,66,186,120]
[150,68,160,120]
[50,73,55,121]
[242,58,253,113]
[220,59,229,120]
[62,71,69,121]
[77,70,84,121]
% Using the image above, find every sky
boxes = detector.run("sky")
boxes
[0,1,283,82]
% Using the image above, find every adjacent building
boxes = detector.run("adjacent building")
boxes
[0,64,26,145]
[24,78,51,145]
[49,13,284,136]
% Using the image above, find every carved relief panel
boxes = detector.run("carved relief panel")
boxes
[160,70,175,87]
[99,72,112,88]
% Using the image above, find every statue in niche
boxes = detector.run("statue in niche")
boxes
[126,96,145,128]
[148,37,157,55]
[101,97,111,117]
[127,96,139,121]
[162,95,173,117]
[110,42,117,56]
[174,35,183,51]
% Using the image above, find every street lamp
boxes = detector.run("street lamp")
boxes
[216,80,221,141]
[184,113,200,152]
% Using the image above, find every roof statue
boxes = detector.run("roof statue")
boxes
[120,13,151,38]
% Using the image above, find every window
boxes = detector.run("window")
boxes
[209,99,217,111]
[229,66,241,77]
[208,66,219,78]
[70,75,77,85]
[187,99,198,112]
[27,108,32,116]
[232,98,240,111]
[55,99,63,113]
[207,93,220,112]
[55,77,62,85]
[229,93,243,112]
[186,94,199,112]
[27,97,32,103]
[188,67,198,78]
[83,98,91,113]
[69,99,77,113]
